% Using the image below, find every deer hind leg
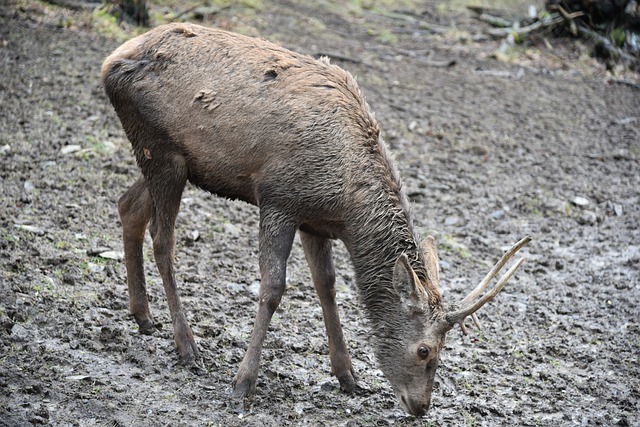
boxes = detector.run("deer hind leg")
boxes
[300,230,357,393]
[145,153,198,364]
[118,175,156,335]
[232,209,296,402]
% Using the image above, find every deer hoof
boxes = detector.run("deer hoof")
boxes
[231,376,256,401]
[178,344,199,366]
[135,317,157,335]
[175,333,199,365]
[337,372,358,394]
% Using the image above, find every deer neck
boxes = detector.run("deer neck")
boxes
[342,187,426,331]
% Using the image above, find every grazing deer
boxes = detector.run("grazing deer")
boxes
[101,23,530,416]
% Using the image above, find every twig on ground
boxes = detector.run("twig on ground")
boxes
[394,48,456,67]
[611,79,640,89]
[548,4,585,36]
[477,13,513,28]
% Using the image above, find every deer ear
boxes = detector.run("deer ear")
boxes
[393,254,428,310]
[421,236,440,289]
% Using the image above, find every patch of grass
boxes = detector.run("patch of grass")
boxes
[374,28,398,43]
[548,358,561,368]
[464,412,476,427]
[32,277,61,299]
[90,5,136,42]
[439,234,471,259]
[512,349,525,359]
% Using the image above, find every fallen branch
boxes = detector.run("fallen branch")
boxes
[477,13,513,28]
[485,13,565,38]
[611,79,640,89]
[43,0,98,11]
[550,4,580,36]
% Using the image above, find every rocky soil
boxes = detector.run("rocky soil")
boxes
[1,0,639,426]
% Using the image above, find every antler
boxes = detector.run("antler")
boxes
[445,236,532,334]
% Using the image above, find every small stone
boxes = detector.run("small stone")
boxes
[11,324,29,341]
[97,251,124,261]
[102,140,117,154]
[23,181,35,193]
[249,280,261,296]
[60,144,82,155]
[492,209,505,219]
[543,197,565,213]
[572,196,590,207]
[444,216,458,226]
[226,282,245,293]
[87,247,111,256]
[613,204,623,216]
[223,223,241,236]
[578,211,597,225]
[14,224,45,235]
[65,375,92,381]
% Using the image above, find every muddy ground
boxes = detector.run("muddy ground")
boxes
[1,0,639,426]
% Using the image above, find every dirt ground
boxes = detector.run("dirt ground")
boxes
[1,0,639,426]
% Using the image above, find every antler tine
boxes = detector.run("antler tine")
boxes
[446,256,526,329]
[459,236,532,307]
[444,236,531,332]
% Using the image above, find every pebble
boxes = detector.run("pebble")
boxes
[23,181,35,193]
[11,324,29,341]
[578,211,597,225]
[14,224,45,235]
[97,251,124,260]
[614,204,623,216]
[223,223,241,236]
[572,196,590,207]
[249,280,261,296]
[444,216,458,226]
[492,209,505,219]
[225,282,245,293]
[543,197,566,213]
[60,144,82,155]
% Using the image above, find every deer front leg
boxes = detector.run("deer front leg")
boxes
[300,230,357,393]
[231,210,296,401]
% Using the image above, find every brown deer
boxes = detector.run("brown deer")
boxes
[101,23,530,417]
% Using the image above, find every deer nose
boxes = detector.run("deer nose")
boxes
[402,395,430,417]
[411,407,426,417]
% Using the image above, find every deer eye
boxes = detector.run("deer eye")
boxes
[417,345,430,359]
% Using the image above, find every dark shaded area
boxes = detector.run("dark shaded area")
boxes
[546,0,640,68]
[102,0,149,26]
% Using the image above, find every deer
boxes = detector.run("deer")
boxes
[101,22,531,417]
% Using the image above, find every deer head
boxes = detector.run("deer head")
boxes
[375,236,531,416]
